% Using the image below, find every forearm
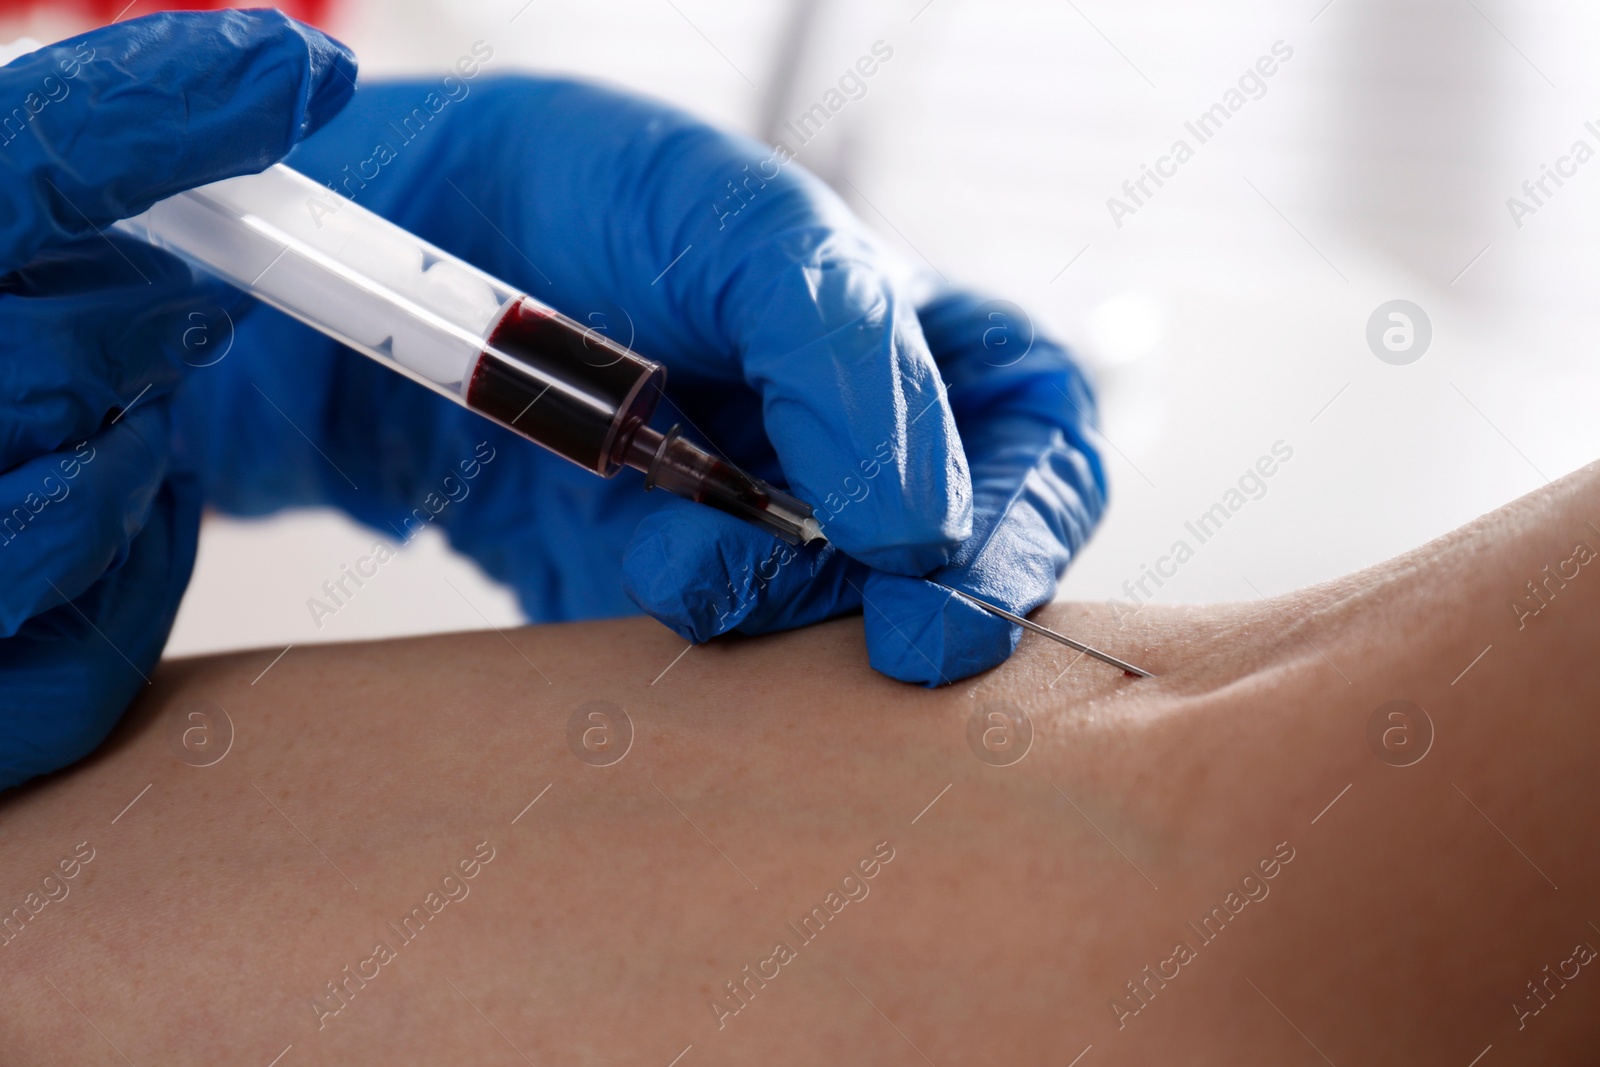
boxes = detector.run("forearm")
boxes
[2,466,1599,1064]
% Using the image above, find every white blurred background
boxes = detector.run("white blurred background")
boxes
[11,0,1600,657]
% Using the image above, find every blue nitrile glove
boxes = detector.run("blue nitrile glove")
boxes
[0,12,356,790]
[174,73,1106,685]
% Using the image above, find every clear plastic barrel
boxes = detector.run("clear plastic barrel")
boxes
[115,163,517,397]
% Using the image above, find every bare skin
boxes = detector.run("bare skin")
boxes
[2,463,1598,1065]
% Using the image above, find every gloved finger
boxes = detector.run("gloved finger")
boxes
[0,401,173,638]
[858,427,1080,685]
[0,9,356,273]
[716,227,972,576]
[0,472,200,790]
[858,289,1108,685]
[620,496,867,642]
[858,572,1015,687]
[0,232,240,471]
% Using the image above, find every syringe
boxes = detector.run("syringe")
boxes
[115,164,1154,677]
[113,163,822,545]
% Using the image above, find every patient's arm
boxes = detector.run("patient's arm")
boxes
[2,464,1599,1066]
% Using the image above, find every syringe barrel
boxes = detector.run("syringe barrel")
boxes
[114,163,663,474]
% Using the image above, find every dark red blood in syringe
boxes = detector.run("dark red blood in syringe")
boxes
[628,423,778,518]
[700,457,773,512]
[468,302,813,544]
[466,297,663,475]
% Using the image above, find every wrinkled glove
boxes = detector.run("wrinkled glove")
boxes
[0,10,356,789]
[175,68,1107,685]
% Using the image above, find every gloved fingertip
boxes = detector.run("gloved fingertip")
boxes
[814,455,973,578]
[621,502,754,643]
[841,535,958,579]
[862,578,1020,687]
[0,474,200,789]
[296,22,358,138]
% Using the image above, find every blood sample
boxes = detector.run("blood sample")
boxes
[466,296,663,475]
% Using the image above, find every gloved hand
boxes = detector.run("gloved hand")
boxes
[177,72,1107,685]
[0,11,356,790]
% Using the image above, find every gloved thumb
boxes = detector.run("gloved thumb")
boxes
[0,9,357,273]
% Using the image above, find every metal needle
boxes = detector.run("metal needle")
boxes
[929,582,1156,678]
